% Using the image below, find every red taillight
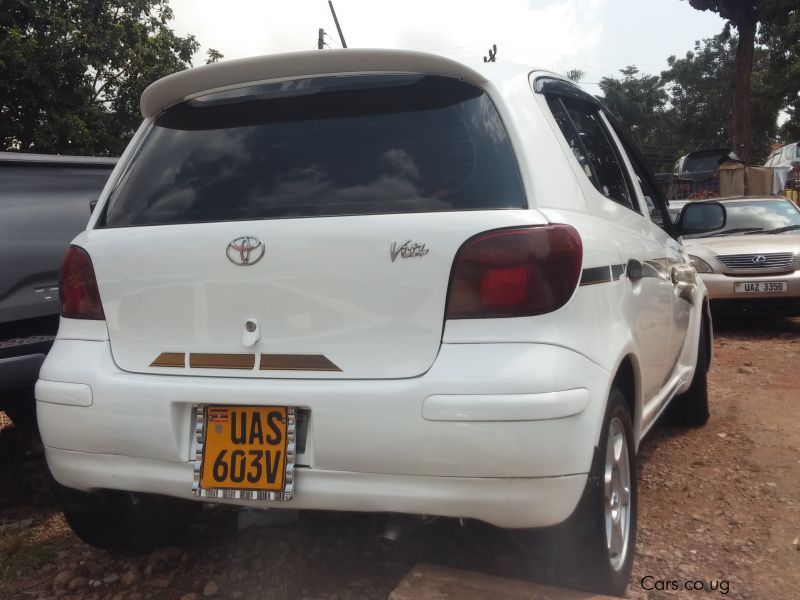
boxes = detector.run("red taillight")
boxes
[59,245,105,320]
[445,225,583,319]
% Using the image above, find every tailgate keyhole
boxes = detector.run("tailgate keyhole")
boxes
[242,318,260,347]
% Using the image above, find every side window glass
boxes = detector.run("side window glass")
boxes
[631,161,668,229]
[546,96,637,212]
[546,96,594,179]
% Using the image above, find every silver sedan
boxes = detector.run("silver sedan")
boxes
[682,197,800,315]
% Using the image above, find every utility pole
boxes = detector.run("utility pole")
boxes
[317,28,325,50]
[328,1,347,48]
[483,44,497,63]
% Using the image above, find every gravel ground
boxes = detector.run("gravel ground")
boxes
[1,316,798,599]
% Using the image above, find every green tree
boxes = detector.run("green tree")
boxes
[598,35,783,169]
[661,36,732,153]
[599,66,672,167]
[205,48,224,65]
[0,0,212,155]
[759,0,800,142]
[684,1,761,161]
[662,34,782,162]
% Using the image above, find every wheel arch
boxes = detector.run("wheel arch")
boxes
[702,296,713,370]
[610,353,641,448]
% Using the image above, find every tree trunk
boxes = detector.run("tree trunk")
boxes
[730,14,757,163]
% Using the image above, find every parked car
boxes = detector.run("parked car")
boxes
[36,50,725,596]
[765,142,800,201]
[671,148,729,200]
[764,141,799,170]
[682,196,800,315]
[0,152,116,426]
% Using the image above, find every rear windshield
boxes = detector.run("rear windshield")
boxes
[683,152,727,173]
[100,75,525,227]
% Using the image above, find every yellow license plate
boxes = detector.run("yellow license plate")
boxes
[200,406,289,493]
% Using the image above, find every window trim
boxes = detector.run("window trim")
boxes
[602,110,676,237]
[547,94,640,215]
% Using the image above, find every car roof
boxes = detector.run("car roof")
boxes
[140,48,561,118]
[0,151,117,166]
[716,196,792,203]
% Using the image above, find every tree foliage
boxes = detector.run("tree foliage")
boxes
[0,0,208,155]
[684,1,760,161]
[664,33,781,161]
[759,0,800,141]
[600,66,671,153]
[602,30,790,171]
[205,48,224,65]
[683,1,800,158]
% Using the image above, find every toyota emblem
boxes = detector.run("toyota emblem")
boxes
[226,236,265,266]
[751,255,767,264]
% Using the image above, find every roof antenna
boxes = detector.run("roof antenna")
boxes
[483,44,497,63]
[328,1,347,48]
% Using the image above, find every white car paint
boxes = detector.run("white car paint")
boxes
[37,49,708,529]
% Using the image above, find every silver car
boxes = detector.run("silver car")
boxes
[682,197,800,315]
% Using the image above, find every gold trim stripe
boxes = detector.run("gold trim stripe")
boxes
[260,354,341,372]
[189,353,255,370]
[150,352,185,368]
[150,352,340,371]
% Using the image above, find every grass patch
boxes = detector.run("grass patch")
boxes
[0,527,56,584]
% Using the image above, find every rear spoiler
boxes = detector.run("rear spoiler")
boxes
[141,49,489,119]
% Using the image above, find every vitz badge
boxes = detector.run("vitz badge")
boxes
[390,240,430,262]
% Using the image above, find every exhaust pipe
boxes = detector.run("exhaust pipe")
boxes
[379,514,437,542]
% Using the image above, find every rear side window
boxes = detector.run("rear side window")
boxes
[545,96,636,212]
[100,75,525,227]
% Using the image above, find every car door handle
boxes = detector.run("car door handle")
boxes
[627,259,643,281]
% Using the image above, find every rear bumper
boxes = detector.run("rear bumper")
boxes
[37,339,611,528]
[44,447,588,529]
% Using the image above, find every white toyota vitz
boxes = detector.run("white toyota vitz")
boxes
[37,50,724,595]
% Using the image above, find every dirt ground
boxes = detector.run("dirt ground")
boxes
[1,317,798,600]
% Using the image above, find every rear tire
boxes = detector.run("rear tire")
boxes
[516,387,637,597]
[667,318,710,427]
[49,477,201,554]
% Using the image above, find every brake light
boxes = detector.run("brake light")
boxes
[59,245,105,320]
[445,225,583,319]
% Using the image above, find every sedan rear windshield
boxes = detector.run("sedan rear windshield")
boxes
[100,75,525,227]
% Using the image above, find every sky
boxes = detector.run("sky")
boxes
[168,0,727,96]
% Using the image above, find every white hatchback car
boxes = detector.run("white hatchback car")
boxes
[38,50,722,595]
